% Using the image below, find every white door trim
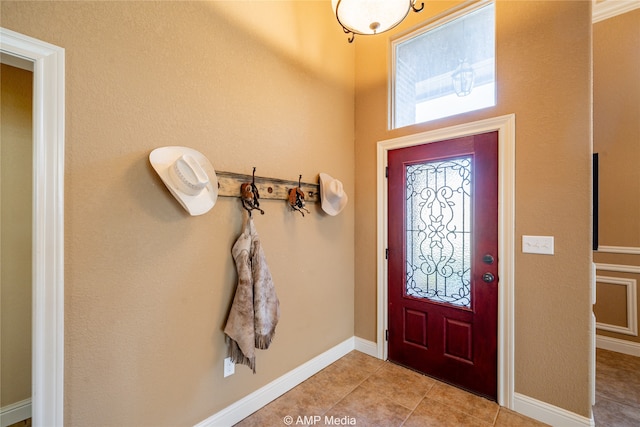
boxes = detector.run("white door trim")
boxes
[376,114,516,408]
[1,27,65,426]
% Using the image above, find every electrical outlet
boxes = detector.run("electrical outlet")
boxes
[223,357,235,377]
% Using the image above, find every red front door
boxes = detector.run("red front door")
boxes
[387,131,498,400]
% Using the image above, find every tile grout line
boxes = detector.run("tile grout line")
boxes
[399,382,434,427]
[319,357,387,420]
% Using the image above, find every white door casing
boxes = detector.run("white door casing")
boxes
[1,27,65,426]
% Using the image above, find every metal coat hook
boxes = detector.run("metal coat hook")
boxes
[288,175,310,217]
[217,170,320,203]
[241,167,264,216]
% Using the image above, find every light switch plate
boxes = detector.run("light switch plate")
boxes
[522,235,554,255]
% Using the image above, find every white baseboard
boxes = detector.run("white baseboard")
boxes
[513,393,594,427]
[194,337,357,427]
[0,398,31,427]
[596,334,640,357]
[354,337,378,357]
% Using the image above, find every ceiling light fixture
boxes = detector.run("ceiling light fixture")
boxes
[332,0,424,43]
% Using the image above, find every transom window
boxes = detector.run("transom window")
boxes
[391,2,496,128]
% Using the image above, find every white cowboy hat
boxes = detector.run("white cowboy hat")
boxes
[149,146,218,216]
[319,173,348,216]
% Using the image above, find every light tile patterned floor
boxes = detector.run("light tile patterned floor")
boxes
[235,351,547,427]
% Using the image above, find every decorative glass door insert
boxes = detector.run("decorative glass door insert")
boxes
[405,156,472,307]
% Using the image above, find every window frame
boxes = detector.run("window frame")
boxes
[389,0,496,130]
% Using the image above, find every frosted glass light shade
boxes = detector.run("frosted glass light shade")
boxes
[332,0,415,36]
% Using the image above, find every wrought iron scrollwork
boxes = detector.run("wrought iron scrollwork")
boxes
[405,156,472,307]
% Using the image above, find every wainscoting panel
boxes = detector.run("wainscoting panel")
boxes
[595,275,638,336]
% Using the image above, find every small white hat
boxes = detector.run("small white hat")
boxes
[319,173,348,216]
[149,146,218,216]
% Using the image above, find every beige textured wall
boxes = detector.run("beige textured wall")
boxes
[354,0,593,418]
[1,1,354,425]
[593,9,640,343]
[594,9,640,248]
[0,64,33,407]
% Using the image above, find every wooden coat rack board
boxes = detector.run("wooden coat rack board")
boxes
[216,171,320,203]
